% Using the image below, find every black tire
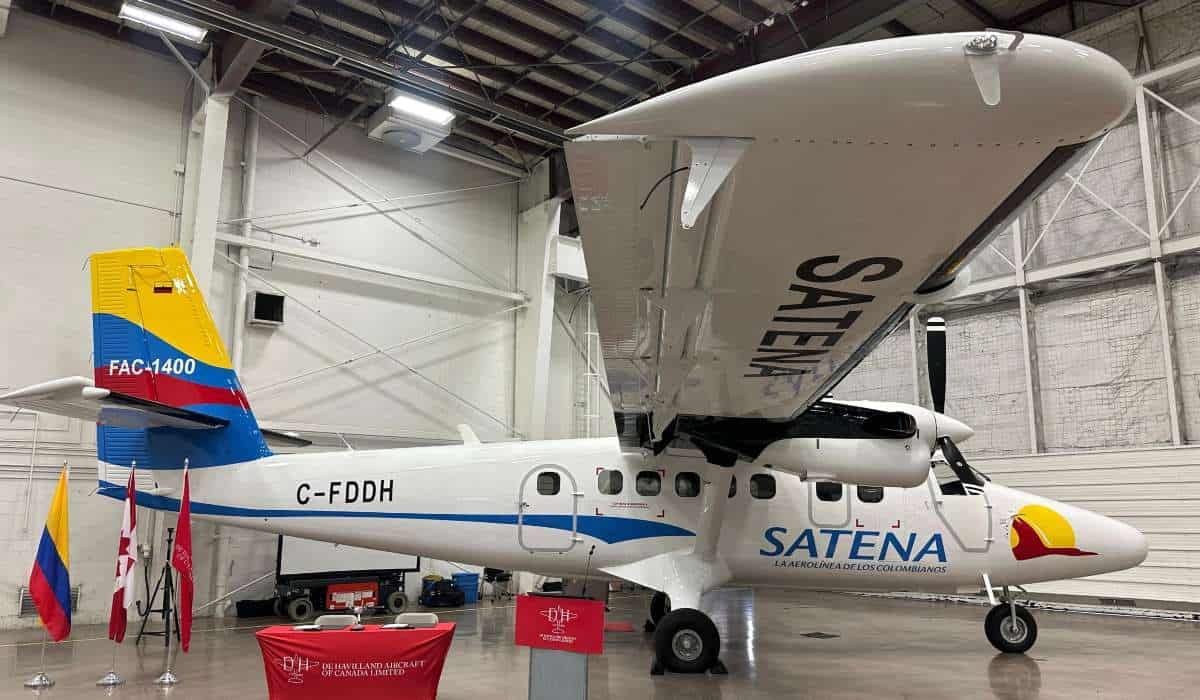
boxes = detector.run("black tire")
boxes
[286,597,314,622]
[272,598,284,618]
[385,590,409,615]
[653,608,720,674]
[650,591,671,624]
[985,604,1038,654]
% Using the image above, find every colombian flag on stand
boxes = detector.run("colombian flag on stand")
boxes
[29,466,71,641]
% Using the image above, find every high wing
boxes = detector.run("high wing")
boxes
[564,32,1133,435]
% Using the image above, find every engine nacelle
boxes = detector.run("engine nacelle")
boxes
[753,436,930,488]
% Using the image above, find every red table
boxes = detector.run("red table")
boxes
[256,623,455,700]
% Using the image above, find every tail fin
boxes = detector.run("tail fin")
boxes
[91,247,270,469]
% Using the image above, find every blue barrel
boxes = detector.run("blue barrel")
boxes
[452,573,480,604]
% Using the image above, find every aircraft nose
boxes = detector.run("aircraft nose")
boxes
[1106,518,1149,570]
[934,412,975,443]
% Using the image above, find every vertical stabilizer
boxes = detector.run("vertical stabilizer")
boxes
[91,247,270,469]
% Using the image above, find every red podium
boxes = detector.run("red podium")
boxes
[256,623,454,700]
[514,595,604,700]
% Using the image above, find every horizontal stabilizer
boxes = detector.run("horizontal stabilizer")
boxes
[0,376,228,430]
[260,428,313,448]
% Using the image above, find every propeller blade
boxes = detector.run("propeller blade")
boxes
[926,316,947,414]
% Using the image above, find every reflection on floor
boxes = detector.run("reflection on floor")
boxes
[1,587,1196,699]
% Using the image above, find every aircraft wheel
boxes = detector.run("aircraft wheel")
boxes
[985,604,1037,654]
[650,591,671,624]
[286,596,314,622]
[385,590,409,615]
[654,608,719,674]
[272,597,284,618]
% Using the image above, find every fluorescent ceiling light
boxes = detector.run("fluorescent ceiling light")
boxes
[389,94,455,126]
[119,4,208,43]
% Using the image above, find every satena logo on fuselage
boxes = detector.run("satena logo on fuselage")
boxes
[760,527,948,574]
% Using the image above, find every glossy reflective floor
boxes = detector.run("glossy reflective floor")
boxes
[1,588,1196,699]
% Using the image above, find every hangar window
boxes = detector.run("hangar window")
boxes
[858,485,884,503]
[750,474,776,500]
[636,471,661,496]
[597,470,623,495]
[675,472,701,498]
[537,472,560,496]
[815,482,843,502]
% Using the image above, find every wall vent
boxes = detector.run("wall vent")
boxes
[18,586,80,617]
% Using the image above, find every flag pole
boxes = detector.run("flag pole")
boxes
[155,459,185,687]
[23,628,54,688]
[98,461,134,687]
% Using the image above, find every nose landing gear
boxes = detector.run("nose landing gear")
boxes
[644,591,671,632]
[985,593,1038,654]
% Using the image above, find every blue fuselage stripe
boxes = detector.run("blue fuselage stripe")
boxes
[97,481,693,545]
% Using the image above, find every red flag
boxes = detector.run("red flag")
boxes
[107,467,138,642]
[170,466,194,652]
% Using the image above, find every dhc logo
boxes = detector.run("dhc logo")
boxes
[760,527,947,563]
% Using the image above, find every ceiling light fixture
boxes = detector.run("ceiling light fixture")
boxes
[118,4,208,43]
[389,94,455,127]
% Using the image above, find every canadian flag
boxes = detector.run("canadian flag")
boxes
[171,465,194,652]
[107,467,138,642]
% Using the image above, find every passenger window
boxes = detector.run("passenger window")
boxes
[815,482,842,502]
[675,472,701,498]
[858,485,884,503]
[750,474,776,500]
[537,472,560,496]
[597,469,623,495]
[636,471,661,496]
[728,475,737,498]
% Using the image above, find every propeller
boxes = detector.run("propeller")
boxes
[926,316,947,414]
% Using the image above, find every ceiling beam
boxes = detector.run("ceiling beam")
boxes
[436,0,657,95]
[1009,0,1070,27]
[319,0,632,107]
[622,0,738,54]
[285,12,599,126]
[883,19,915,35]
[690,0,923,83]
[587,0,713,59]
[504,0,687,75]
[215,0,300,95]
[711,0,770,24]
[950,0,1001,27]
[140,0,566,145]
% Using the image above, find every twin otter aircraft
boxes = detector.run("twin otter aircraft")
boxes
[4,31,1149,675]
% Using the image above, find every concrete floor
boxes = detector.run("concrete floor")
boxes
[1,588,1197,699]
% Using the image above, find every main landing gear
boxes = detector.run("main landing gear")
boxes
[651,608,727,675]
[985,593,1038,654]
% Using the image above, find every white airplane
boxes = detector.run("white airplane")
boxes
[3,31,1149,676]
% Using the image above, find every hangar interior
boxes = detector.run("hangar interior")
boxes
[2,0,1200,696]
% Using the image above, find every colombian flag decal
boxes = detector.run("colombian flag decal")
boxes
[29,467,71,641]
[1010,504,1097,561]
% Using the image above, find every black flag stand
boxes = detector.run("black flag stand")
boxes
[136,527,180,646]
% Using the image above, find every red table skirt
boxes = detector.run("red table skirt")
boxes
[256,623,455,700]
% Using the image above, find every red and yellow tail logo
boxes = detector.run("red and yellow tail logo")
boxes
[1010,505,1097,561]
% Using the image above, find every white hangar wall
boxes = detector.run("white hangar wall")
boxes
[0,11,526,629]
[837,0,1200,605]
